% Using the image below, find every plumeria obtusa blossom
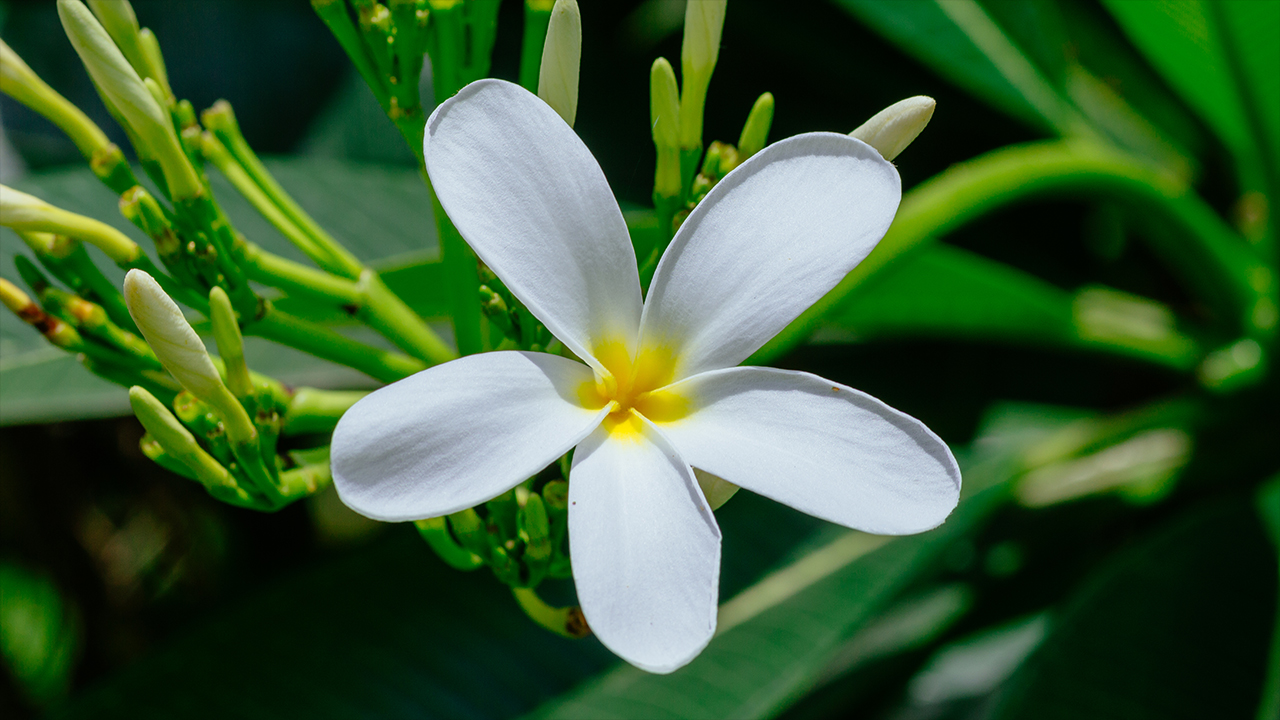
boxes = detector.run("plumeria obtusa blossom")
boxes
[331,79,961,674]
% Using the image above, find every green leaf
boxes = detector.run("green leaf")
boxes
[833,0,1197,173]
[985,495,1276,719]
[1255,473,1280,720]
[1100,0,1254,160]
[1,157,439,425]
[523,479,1015,719]
[813,243,1200,369]
[833,0,1069,133]
[54,489,833,718]
[1217,0,1280,173]
[0,562,81,709]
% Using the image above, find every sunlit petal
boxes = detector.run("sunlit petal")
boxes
[425,79,642,367]
[659,367,960,534]
[332,351,606,522]
[569,416,721,674]
[640,133,900,379]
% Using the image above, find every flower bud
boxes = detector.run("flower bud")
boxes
[0,184,139,263]
[0,278,84,351]
[850,96,936,161]
[736,92,774,161]
[85,0,172,101]
[1,39,110,158]
[537,0,581,127]
[124,269,225,402]
[129,385,235,488]
[650,57,680,150]
[650,57,681,199]
[679,0,726,149]
[208,286,253,400]
[57,0,201,200]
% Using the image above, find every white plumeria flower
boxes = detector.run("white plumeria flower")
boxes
[332,79,961,674]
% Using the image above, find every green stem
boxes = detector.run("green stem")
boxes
[278,463,332,499]
[312,0,390,110]
[205,106,364,279]
[424,172,484,355]
[511,587,589,639]
[200,133,332,269]
[415,516,485,571]
[752,139,1276,365]
[429,1,464,104]
[240,241,363,306]
[241,244,455,366]
[247,305,425,383]
[59,241,136,333]
[284,388,367,435]
[358,271,456,364]
[206,114,451,364]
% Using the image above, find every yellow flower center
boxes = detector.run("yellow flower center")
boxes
[579,338,688,439]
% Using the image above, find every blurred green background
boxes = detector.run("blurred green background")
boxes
[1,0,1277,718]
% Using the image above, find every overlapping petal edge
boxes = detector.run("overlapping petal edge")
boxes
[331,78,961,674]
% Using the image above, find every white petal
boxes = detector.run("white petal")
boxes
[658,367,960,535]
[569,416,721,674]
[640,133,901,379]
[424,79,642,368]
[331,351,605,522]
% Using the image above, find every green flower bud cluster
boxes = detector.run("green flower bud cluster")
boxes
[2,1,454,519]
[311,0,502,154]
[416,473,585,636]
[477,265,556,354]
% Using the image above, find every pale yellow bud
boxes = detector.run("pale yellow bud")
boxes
[538,0,581,127]
[57,0,200,199]
[678,0,726,149]
[124,269,225,402]
[850,96,936,161]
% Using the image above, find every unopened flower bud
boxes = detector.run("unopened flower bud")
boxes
[1,39,110,159]
[129,385,235,488]
[208,286,253,400]
[679,0,726,149]
[850,96,936,161]
[650,57,681,199]
[1,185,139,263]
[538,0,581,127]
[58,0,200,199]
[0,278,84,350]
[124,269,225,401]
[736,92,774,161]
[85,0,171,101]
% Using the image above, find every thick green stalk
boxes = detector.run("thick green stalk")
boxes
[512,587,589,638]
[239,241,363,307]
[358,270,456,363]
[283,388,367,435]
[247,305,425,382]
[200,133,331,268]
[424,172,484,355]
[203,103,363,278]
[312,0,389,110]
[753,140,1276,364]
[415,516,486,571]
